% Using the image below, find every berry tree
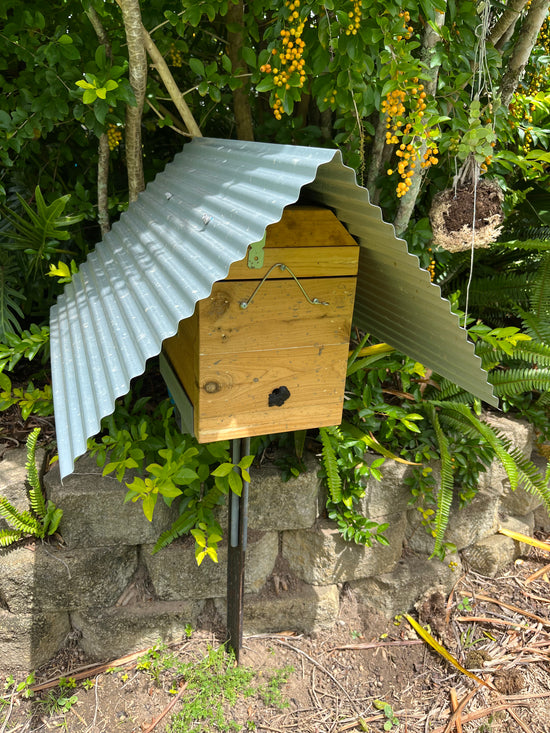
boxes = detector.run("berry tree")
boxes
[1,0,548,249]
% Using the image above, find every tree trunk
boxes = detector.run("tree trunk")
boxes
[226,0,255,141]
[366,112,389,204]
[97,133,110,236]
[85,7,112,234]
[118,0,147,201]
[393,11,446,236]
[141,27,202,137]
[500,0,550,107]
[489,0,529,47]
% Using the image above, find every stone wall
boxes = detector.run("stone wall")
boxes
[0,415,547,671]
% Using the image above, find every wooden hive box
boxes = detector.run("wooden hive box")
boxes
[161,205,359,442]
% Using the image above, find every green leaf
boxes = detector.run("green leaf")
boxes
[256,77,275,93]
[228,469,243,495]
[189,57,205,77]
[205,545,218,562]
[82,89,97,104]
[241,47,256,67]
[142,493,157,522]
[157,484,183,499]
[211,462,234,477]
[190,528,206,547]
[221,54,232,73]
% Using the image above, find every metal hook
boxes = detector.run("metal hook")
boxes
[239,263,329,309]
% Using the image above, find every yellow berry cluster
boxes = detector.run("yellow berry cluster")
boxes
[169,43,183,68]
[421,144,439,169]
[480,144,496,173]
[323,88,337,105]
[523,13,550,94]
[538,14,549,54]
[395,9,413,41]
[427,247,435,282]
[107,123,122,151]
[509,97,535,154]
[383,75,438,198]
[345,0,362,36]
[260,0,307,119]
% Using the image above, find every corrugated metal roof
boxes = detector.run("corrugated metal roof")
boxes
[50,137,497,479]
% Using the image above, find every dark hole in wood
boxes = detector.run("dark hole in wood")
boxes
[268,386,291,407]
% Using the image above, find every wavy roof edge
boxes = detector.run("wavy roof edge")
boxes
[50,137,497,479]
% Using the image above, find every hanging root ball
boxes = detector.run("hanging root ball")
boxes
[429,179,504,252]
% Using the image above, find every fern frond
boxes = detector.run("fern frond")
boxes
[152,512,197,554]
[435,378,475,403]
[0,252,24,339]
[25,428,46,519]
[530,252,550,324]
[42,501,63,536]
[434,403,550,510]
[319,426,342,504]
[0,528,23,547]
[517,309,550,345]
[0,498,43,536]
[490,367,550,396]
[498,237,550,251]
[433,403,520,491]
[456,273,532,311]
[508,445,550,511]
[424,404,454,558]
[475,339,550,368]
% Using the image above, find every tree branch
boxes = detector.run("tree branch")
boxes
[499,0,549,107]
[366,111,389,203]
[118,0,147,202]
[141,26,202,138]
[226,0,254,141]
[488,0,529,48]
[85,6,112,234]
[97,133,110,236]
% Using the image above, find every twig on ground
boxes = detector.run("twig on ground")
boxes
[449,688,462,733]
[525,563,550,583]
[472,594,550,628]
[0,687,17,733]
[507,706,534,733]
[456,616,529,628]
[434,695,546,733]
[329,640,423,651]
[141,681,188,733]
[442,686,480,733]
[89,674,100,732]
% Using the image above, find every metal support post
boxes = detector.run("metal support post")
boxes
[226,436,250,662]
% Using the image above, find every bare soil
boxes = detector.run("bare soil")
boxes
[2,541,550,733]
[437,184,503,233]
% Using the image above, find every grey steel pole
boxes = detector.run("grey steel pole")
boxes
[226,437,250,661]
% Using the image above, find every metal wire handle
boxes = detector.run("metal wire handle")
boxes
[239,263,329,309]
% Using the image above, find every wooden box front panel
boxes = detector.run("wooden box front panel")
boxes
[163,274,356,442]
[194,277,355,441]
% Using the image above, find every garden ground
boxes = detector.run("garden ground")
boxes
[1,538,550,733]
